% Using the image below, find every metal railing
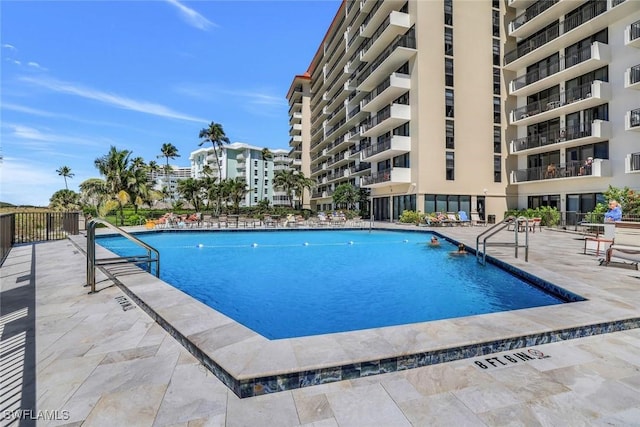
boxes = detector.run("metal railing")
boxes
[86,218,159,294]
[504,1,608,65]
[511,121,602,152]
[512,80,598,120]
[476,216,529,266]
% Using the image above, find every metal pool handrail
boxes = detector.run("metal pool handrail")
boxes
[86,218,160,293]
[476,216,529,265]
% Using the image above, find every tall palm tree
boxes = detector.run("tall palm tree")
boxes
[198,122,230,215]
[259,148,274,206]
[94,146,132,225]
[294,172,315,210]
[273,169,298,208]
[158,143,180,200]
[56,166,74,190]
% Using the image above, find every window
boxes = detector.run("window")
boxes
[446,151,454,180]
[393,122,410,136]
[492,9,500,37]
[493,97,501,124]
[493,126,501,153]
[446,120,455,149]
[446,89,454,117]
[254,160,258,167]
[254,178,259,185]
[493,68,500,95]
[445,27,453,56]
[264,170,268,177]
[254,197,258,203]
[264,179,269,186]
[493,39,500,66]
[254,170,258,176]
[424,194,470,214]
[494,155,502,182]
[393,153,410,168]
[444,0,452,26]
[254,188,257,194]
[445,58,454,87]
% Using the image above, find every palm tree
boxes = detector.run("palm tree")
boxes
[49,189,80,211]
[198,122,230,215]
[294,173,315,210]
[259,148,273,206]
[224,178,248,213]
[273,169,298,208]
[94,146,132,225]
[177,178,204,211]
[333,183,360,210]
[79,178,108,213]
[56,166,74,190]
[158,143,180,199]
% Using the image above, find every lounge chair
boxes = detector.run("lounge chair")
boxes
[470,212,487,227]
[446,213,461,226]
[457,211,472,226]
[604,222,640,268]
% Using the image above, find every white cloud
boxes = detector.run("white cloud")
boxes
[19,76,208,123]
[174,83,286,116]
[2,44,17,51]
[3,122,110,149]
[165,0,216,31]
[27,61,46,71]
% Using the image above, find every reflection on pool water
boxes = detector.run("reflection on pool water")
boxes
[98,230,566,339]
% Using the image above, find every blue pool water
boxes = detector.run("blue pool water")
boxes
[98,230,566,339]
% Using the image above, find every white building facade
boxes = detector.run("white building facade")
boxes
[504,0,640,220]
[189,142,293,208]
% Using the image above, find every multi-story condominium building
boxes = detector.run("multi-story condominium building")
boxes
[148,166,192,200]
[288,0,509,222]
[288,0,640,223]
[189,142,293,208]
[504,0,640,221]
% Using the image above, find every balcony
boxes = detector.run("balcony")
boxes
[510,120,610,155]
[350,162,371,176]
[626,108,640,132]
[625,65,640,90]
[361,135,410,162]
[503,0,635,71]
[508,0,537,9]
[510,80,610,126]
[509,42,609,97]
[356,33,416,92]
[361,103,411,137]
[509,0,586,40]
[360,11,411,63]
[510,159,611,184]
[289,111,302,125]
[361,72,410,113]
[361,167,411,188]
[625,20,640,48]
[625,152,640,173]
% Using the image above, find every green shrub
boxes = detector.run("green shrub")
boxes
[399,210,423,225]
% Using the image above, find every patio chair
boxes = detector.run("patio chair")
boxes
[604,222,640,269]
[457,211,472,226]
[470,212,486,227]
[446,213,461,226]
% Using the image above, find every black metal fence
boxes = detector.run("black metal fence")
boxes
[0,211,80,266]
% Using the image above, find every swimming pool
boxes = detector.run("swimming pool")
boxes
[98,230,567,339]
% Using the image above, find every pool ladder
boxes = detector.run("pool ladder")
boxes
[475,216,529,265]
[86,218,160,294]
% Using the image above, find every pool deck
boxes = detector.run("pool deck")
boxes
[2,223,640,425]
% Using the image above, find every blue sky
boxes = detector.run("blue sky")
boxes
[1,0,340,206]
